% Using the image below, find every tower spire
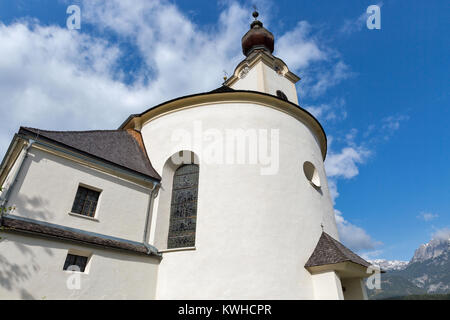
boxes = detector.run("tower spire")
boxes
[241,9,274,57]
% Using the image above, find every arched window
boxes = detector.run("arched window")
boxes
[167,164,199,249]
[276,90,288,101]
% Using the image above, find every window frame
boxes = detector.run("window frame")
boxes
[167,164,199,250]
[70,184,102,220]
[62,250,91,273]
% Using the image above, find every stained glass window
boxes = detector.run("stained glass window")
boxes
[167,164,199,249]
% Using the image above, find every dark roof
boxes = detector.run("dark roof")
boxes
[1,215,160,257]
[209,85,235,93]
[19,127,161,181]
[305,232,371,268]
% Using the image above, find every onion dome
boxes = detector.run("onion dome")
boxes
[241,11,274,57]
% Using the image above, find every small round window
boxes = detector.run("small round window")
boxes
[303,161,321,188]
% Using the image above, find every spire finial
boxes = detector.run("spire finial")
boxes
[321,223,324,232]
[252,6,259,20]
[223,70,228,82]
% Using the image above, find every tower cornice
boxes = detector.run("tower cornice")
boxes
[224,50,301,88]
[119,90,327,160]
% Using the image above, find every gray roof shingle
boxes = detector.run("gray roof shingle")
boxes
[19,127,161,181]
[305,232,371,268]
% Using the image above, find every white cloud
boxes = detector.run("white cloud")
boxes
[324,134,379,253]
[325,145,370,180]
[360,250,383,261]
[276,21,325,70]
[307,61,353,97]
[432,227,450,241]
[381,115,409,140]
[335,209,382,252]
[417,212,439,222]
[0,0,350,159]
[305,98,347,122]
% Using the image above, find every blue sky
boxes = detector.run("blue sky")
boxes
[0,0,448,261]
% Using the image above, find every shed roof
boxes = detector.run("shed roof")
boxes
[305,232,371,269]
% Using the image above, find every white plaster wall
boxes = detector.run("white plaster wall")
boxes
[141,102,338,299]
[230,61,298,104]
[341,278,368,300]
[0,232,159,300]
[5,147,151,242]
[230,63,261,92]
[261,63,299,104]
[311,271,344,300]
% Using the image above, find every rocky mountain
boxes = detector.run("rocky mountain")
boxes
[369,259,408,271]
[367,237,450,299]
[411,238,449,263]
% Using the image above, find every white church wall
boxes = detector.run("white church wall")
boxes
[141,101,338,299]
[5,147,152,243]
[230,60,299,105]
[341,278,368,300]
[0,232,159,299]
[261,62,299,104]
[229,62,261,92]
[311,271,344,300]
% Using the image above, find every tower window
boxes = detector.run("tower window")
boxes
[303,161,321,188]
[167,164,199,249]
[71,185,100,218]
[276,90,288,101]
[63,253,89,272]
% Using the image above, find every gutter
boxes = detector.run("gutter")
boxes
[143,182,160,247]
[0,138,34,210]
[1,215,161,257]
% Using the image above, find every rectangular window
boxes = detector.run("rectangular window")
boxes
[71,186,100,217]
[63,253,89,272]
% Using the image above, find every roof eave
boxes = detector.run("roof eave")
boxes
[18,128,161,184]
[119,89,327,160]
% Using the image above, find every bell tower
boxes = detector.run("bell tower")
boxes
[225,10,301,104]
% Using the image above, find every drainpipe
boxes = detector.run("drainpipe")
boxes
[0,139,34,214]
[143,181,160,251]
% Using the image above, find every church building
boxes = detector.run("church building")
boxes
[0,11,372,300]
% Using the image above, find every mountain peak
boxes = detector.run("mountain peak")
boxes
[411,238,450,264]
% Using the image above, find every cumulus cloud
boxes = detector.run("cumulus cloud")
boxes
[324,133,378,252]
[325,145,370,180]
[0,0,350,159]
[432,227,450,241]
[276,21,325,70]
[335,209,382,252]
